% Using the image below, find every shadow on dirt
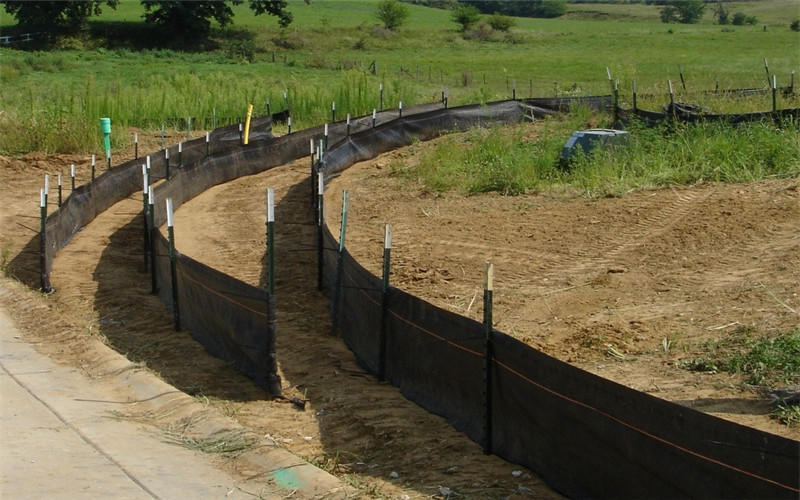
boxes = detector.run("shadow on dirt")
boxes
[91,206,272,403]
[7,232,42,291]
[674,397,775,417]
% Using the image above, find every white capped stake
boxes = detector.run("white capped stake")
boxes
[44,174,49,195]
[206,131,210,142]
[384,224,391,249]
[70,164,75,178]
[310,138,315,156]
[324,123,328,136]
[399,101,403,111]
[380,83,383,91]
[40,188,45,208]
[106,149,111,160]
[346,113,351,125]
[135,133,138,144]
[148,186,154,206]
[372,109,377,119]
[317,170,324,195]
[606,67,612,81]
[165,148,170,159]
[91,154,96,167]
[318,139,324,160]
[332,102,336,111]
[178,142,182,153]
[668,79,674,94]
[146,155,151,170]
[267,188,274,222]
[288,116,292,127]
[484,261,493,291]
[143,169,149,194]
[57,173,62,186]
[166,198,174,227]
[772,75,777,90]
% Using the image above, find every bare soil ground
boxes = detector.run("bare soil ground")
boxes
[1,124,798,498]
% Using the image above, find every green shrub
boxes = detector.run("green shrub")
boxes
[452,4,481,32]
[732,12,758,26]
[376,0,409,30]
[487,13,515,32]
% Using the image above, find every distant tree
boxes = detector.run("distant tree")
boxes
[791,20,800,32]
[452,4,481,32]
[141,0,291,39]
[460,1,565,19]
[249,0,293,27]
[376,0,409,30]
[533,0,567,18]
[731,12,757,26]
[659,0,705,24]
[1,0,118,32]
[713,1,728,25]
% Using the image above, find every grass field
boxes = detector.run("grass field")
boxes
[0,0,798,154]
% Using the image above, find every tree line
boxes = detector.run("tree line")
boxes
[1,0,293,38]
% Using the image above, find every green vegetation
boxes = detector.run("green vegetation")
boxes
[732,11,759,26]
[464,0,567,19]
[682,327,800,387]
[0,0,798,155]
[2,0,292,36]
[376,0,409,30]
[680,326,800,426]
[1,0,118,32]
[391,111,799,196]
[487,13,515,32]
[659,0,707,24]
[452,4,481,32]
[774,403,800,427]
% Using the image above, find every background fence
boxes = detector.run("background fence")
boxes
[40,94,800,498]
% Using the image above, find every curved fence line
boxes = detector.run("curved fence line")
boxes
[41,96,799,498]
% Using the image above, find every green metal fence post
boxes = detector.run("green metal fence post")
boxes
[332,190,349,334]
[166,198,180,331]
[378,224,391,382]
[317,171,324,291]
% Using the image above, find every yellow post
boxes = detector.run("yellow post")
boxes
[243,104,254,145]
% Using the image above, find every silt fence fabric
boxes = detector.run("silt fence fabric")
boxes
[42,96,799,498]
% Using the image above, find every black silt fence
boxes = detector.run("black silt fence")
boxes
[40,95,799,497]
[618,106,800,127]
[323,223,486,440]
[42,116,276,290]
[492,333,798,498]
[317,100,800,499]
[323,221,800,497]
[152,233,280,392]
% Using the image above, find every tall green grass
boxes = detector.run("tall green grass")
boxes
[1,0,798,154]
[394,111,800,196]
[0,50,416,154]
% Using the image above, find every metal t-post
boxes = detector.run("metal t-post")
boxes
[483,261,494,455]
